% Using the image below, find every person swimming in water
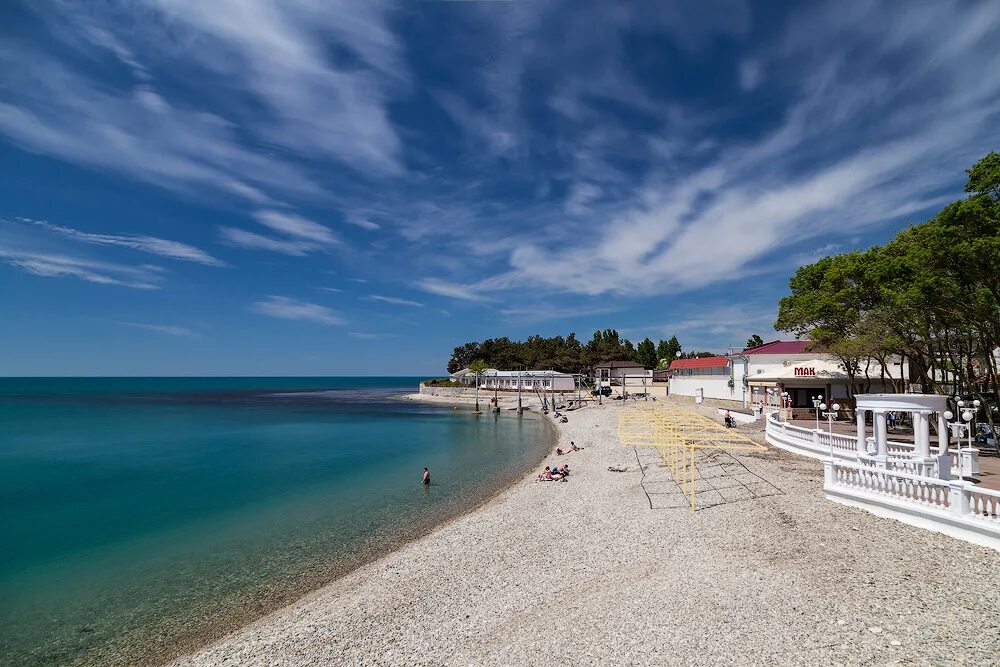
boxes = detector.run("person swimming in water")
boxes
[422,467,430,485]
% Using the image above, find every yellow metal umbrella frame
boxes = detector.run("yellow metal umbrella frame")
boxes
[618,404,766,512]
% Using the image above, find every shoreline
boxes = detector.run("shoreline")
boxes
[144,393,558,667]
[171,398,1000,666]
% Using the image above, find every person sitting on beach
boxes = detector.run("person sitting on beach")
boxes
[724,411,734,428]
[557,464,569,477]
[555,447,563,455]
[537,466,551,482]
[569,441,580,452]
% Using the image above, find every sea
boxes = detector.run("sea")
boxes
[0,377,553,666]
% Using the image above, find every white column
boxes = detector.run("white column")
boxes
[875,411,888,457]
[937,412,949,455]
[915,411,931,458]
[856,410,867,455]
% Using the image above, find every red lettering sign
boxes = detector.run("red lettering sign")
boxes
[794,367,816,376]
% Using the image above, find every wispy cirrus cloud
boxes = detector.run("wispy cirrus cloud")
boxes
[119,321,196,336]
[0,0,407,211]
[0,248,162,289]
[219,227,318,256]
[221,209,339,256]
[366,294,423,307]
[13,218,226,266]
[415,1,1000,302]
[252,210,338,245]
[248,296,345,326]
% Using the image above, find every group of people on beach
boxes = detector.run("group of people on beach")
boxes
[537,440,581,482]
[537,464,571,482]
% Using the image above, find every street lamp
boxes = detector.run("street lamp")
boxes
[812,394,824,430]
[820,402,840,458]
[946,398,981,481]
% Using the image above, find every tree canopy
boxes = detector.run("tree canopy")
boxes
[775,152,1000,429]
[746,334,764,349]
[447,330,693,374]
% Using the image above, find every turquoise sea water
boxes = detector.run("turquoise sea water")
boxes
[0,378,552,666]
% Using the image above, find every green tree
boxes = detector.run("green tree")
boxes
[637,338,658,369]
[965,151,1000,200]
[656,335,682,369]
[746,334,764,349]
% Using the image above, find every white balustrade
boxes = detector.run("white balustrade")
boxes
[823,458,1000,550]
[768,407,999,550]
[765,411,979,476]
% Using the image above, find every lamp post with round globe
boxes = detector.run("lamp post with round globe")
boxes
[820,402,841,458]
[812,394,824,430]
[946,398,981,481]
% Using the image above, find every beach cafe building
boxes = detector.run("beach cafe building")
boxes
[667,340,907,414]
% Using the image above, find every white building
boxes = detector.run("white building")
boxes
[450,369,576,392]
[666,357,732,404]
[592,360,653,394]
[667,340,908,413]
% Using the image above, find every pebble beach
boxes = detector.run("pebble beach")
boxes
[170,397,1000,666]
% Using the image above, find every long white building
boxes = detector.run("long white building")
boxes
[450,369,576,392]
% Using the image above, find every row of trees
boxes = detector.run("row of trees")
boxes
[447,329,697,374]
[776,152,1000,428]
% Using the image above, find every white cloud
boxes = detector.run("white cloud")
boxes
[344,212,381,230]
[120,321,196,336]
[0,0,406,212]
[416,278,487,301]
[366,294,423,307]
[0,248,162,289]
[252,210,338,245]
[218,227,318,256]
[416,2,1000,301]
[17,218,226,266]
[248,296,345,326]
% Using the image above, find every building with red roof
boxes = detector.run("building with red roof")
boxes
[665,339,908,416]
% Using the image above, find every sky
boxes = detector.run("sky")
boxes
[1,1,999,376]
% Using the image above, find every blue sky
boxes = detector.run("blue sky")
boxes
[1,1,999,376]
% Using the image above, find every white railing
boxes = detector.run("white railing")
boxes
[824,459,1000,551]
[968,488,1000,525]
[831,462,950,508]
[765,412,979,475]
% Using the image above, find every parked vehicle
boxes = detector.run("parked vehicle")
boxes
[591,386,612,396]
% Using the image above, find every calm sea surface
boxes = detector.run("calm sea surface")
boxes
[0,377,552,666]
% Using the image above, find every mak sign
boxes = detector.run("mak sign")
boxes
[793,367,816,377]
